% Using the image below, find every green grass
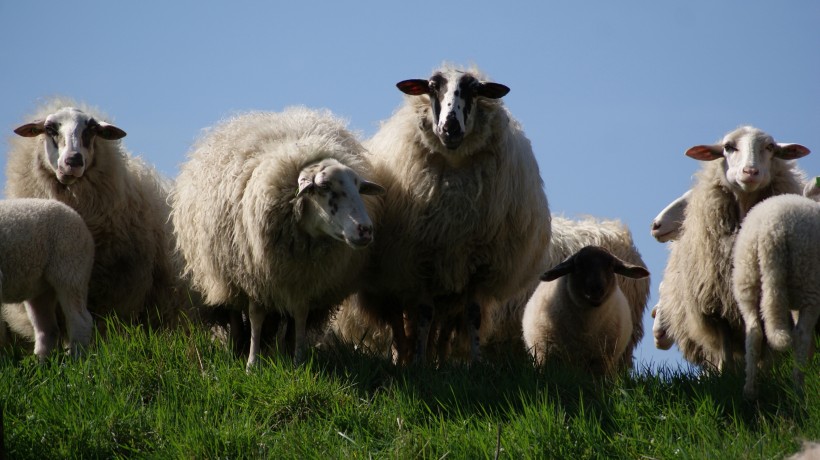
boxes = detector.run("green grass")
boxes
[2,323,818,459]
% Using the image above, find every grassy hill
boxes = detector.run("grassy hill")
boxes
[2,322,818,459]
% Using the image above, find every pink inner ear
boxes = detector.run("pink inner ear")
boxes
[685,145,721,161]
[396,79,429,96]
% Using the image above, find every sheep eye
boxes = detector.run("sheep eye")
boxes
[44,124,58,137]
[765,143,775,151]
[724,143,737,153]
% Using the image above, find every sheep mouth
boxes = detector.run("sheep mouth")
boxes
[440,135,464,150]
[654,330,673,350]
[344,234,373,249]
[651,229,675,242]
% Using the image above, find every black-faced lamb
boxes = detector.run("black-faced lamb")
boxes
[170,107,384,368]
[0,198,94,359]
[522,246,650,375]
[733,193,820,398]
[343,64,551,365]
[5,98,189,338]
[658,126,809,371]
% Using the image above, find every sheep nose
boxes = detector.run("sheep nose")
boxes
[358,224,373,243]
[443,115,461,136]
[651,221,661,231]
[65,152,84,168]
[742,167,759,177]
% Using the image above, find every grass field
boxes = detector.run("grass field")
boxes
[2,322,818,459]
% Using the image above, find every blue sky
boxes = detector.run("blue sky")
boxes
[2,2,819,371]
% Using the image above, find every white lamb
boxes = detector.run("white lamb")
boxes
[5,98,189,338]
[733,193,820,398]
[522,246,650,375]
[170,107,384,368]
[0,198,94,359]
[658,126,809,371]
[340,64,551,365]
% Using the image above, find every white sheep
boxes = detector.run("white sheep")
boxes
[522,246,650,375]
[339,64,551,365]
[658,126,809,371]
[0,198,94,359]
[5,98,189,338]
[170,107,384,368]
[733,193,820,398]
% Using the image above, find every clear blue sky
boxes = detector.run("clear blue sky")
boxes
[2,2,819,371]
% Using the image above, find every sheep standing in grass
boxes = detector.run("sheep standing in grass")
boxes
[733,193,820,398]
[658,126,809,370]
[522,246,650,375]
[0,198,94,359]
[5,98,187,338]
[343,64,551,364]
[170,107,384,367]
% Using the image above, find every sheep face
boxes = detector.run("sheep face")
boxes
[14,107,126,185]
[396,69,509,150]
[296,159,384,248]
[650,190,691,243]
[541,246,650,309]
[685,126,810,193]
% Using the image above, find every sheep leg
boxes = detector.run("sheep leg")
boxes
[413,303,433,365]
[292,309,308,365]
[743,314,764,399]
[467,300,482,364]
[24,291,60,360]
[792,307,820,395]
[246,300,266,371]
[55,287,93,357]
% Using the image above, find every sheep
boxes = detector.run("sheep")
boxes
[5,98,188,339]
[328,215,649,367]
[733,193,820,398]
[522,246,650,375]
[337,64,551,365]
[657,126,809,371]
[650,190,691,243]
[170,106,384,368]
[0,198,94,359]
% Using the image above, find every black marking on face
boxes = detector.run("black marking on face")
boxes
[429,73,447,126]
[458,75,478,124]
[82,119,100,149]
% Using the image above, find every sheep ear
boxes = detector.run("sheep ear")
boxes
[396,79,430,96]
[613,261,650,280]
[775,143,810,160]
[540,259,574,281]
[93,121,127,140]
[296,174,314,197]
[685,145,723,161]
[477,82,510,99]
[359,180,385,196]
[14,120,45,137]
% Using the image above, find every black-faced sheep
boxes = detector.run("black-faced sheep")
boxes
[170,107,384,368]
[522,246,650,375]
[342,64,551,365]
[0,198,94,359]
[733,193,820,398]
[658,126,809,371]
[5,98,189,338]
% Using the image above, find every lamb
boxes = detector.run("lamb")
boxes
[733,193,820,398]
[657,126,809,371]
[0,198,94,359]
[522,246,650,375]
[170,106,384,368]
[339,64,551,365]
[5,98,188,339]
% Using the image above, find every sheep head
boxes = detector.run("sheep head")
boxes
[14,107,126,185]
[685,126,810,194]
[650,190,692,243]
[397,68,509,151]
[295,158,384,248]
[541,246,649,309]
